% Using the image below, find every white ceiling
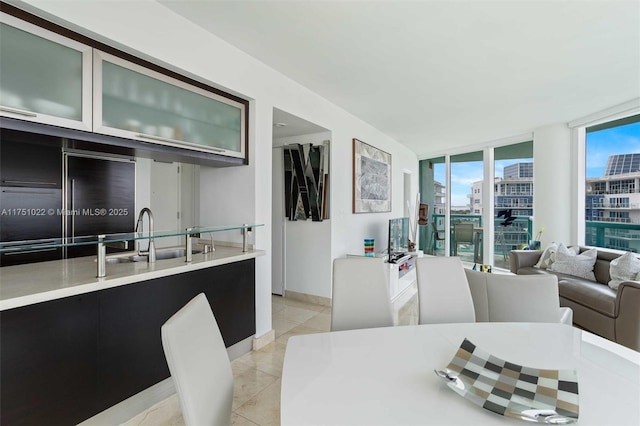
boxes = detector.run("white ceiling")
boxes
[159,0,640,158]
[272,108,329,139]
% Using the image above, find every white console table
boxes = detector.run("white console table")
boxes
[386,251,423,301]
[346,251,423,301]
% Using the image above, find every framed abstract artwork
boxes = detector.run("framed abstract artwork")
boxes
[352,138,391,213]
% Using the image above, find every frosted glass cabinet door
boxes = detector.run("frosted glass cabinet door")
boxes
[94,51,246,159]
[0,14,92,131]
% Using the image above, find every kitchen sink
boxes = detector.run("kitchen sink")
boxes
[105,248,202,264]
[155,248,203,259]
[105,256,142,264]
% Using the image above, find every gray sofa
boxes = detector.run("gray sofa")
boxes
[510,248,640,351]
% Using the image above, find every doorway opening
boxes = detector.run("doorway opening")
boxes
[271,108,330,296]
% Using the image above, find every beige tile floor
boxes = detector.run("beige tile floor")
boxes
[122,285,418,426]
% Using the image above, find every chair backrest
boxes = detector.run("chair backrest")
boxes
[454,223,474,244]
[486,273,561,323]
[431,222,444,240]
[463,269,490,322]
[161,293,233,426]
[331,257,394,331]
[416,256,476,324]
[464,270,563,323]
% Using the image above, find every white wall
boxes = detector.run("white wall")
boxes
[332,131,420,259]
[273,132,332,298]
[150,161,180,248]
[134,157,151,217]
[533,124,573,247]
[20,0,419,339]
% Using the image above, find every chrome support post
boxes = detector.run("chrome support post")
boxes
[185,228,193,262]
[241,224,252,252]
[97,235,106,278]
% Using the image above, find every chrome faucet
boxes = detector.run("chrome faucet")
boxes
[135,207,156,263]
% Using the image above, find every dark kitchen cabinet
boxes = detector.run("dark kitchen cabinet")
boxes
[0,187,62,265]
[97,260,255,408]
[0,294,99,426]
[0,131,137,264]
[0,260,256,425]
[0,134,63,266]
[0,132,62,188]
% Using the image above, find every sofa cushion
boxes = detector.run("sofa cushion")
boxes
[608,252,640,290]
[551,244,579,263]
[534,243,558,269]
[584,248,619,285]
[549,245,597,280]
[558,275,617,317]
[513,266,552,276]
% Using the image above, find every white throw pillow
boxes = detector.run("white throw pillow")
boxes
[608,252,640,290]
[549,245,597,280]
[534,243,558,269]
[549,243,579,264]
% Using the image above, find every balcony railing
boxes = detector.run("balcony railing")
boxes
[428,214,533,262]
[495,191,534,196]
[589,189,637,195]
[595,217,637,224]
[586,221,640,251]
[495,203,533,208]
[591,203,639,209]
[422,216,640,263]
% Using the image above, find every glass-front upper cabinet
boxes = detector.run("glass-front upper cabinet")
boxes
[94,51,246,159]
[0,13,92,131]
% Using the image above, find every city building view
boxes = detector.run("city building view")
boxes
[425,116,639,267]
[586,153,640,252]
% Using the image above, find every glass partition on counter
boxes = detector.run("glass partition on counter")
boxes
[0,223,262,255]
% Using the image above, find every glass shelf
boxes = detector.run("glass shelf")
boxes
[0,224,262,254]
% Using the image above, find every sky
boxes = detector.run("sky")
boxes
[433,120,640,207]
[586,121,640,178]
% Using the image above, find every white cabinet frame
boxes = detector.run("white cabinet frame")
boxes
[0,13,92,132]
[93,50,246,159]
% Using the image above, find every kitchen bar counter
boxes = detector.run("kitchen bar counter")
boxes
[1,245,261,425]
[0,244,264,311]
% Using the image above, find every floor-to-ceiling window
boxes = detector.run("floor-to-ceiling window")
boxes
[585,115,640,252]
[494,141,533,268]
[419,142,534,269]
[419,156,446,256]
[450,151,483,263]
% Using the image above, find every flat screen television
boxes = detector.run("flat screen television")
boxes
[388,217,409,261]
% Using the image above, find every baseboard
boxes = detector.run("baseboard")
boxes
[79,337,253,425]
[284,289,332,307]
[227,335,255,360]
[79,378,176,426]
[252,329,275,350]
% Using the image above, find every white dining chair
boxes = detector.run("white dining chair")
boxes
[331,257,394,331]
[416,256,476,324]
[161,293,233,426]
[464,269,573,325]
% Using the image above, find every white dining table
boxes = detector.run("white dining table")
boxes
[281,322,640,425]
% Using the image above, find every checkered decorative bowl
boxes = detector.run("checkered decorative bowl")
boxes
[436,339,579,424]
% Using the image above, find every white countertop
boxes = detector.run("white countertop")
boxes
[0,245,265,311]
